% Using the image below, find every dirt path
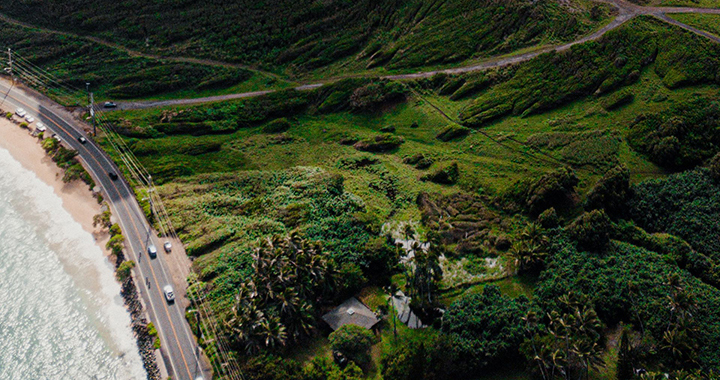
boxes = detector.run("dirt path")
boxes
[4,0,720,110]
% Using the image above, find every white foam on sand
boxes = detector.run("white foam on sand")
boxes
[0,147,146,379]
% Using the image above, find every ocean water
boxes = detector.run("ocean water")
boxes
[0,147,146,379]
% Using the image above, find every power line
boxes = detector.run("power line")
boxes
[5,51,244,380]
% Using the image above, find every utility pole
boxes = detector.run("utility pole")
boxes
[7,48,12,81]
[86,82,96,136]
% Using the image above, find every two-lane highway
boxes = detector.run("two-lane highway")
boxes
[0,79,209,380]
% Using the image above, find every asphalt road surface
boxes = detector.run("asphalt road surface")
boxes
[0,79,209,380]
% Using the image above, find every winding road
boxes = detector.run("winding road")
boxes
[104,0,720,110]
[0,79,210,380]
[0,1,719,378]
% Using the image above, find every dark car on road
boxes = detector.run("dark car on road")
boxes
[78,136,87,144]
[108,172,119,181]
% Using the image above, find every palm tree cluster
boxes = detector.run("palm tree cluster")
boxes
[524,293,604,380]
[510,223,549,274]
[660,274,699,369]
[406,242,443,314]
[225,232,338,354]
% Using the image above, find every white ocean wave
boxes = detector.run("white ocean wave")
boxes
[0,147,146,380]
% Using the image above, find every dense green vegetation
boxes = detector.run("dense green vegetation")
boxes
[78,14,720,380]
[458,17,720,127]
[0,0,609,78]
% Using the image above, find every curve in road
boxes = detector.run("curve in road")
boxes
[108,0,720,110]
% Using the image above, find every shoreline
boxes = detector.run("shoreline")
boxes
[0,116,162,379]
[0,117,111,253]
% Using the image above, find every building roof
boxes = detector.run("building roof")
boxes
[322,297,379,331]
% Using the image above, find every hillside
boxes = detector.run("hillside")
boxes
[0,0,609,77]
[89,15,720,379]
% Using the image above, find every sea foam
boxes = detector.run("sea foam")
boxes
[0,147,146,379]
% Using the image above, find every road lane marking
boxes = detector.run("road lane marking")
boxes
[1,90,197,380]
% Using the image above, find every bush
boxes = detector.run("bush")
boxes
[537,207,560,228]
[600,89,634,110]
[627,97,720,170]
[5,112,11,119]
[262,118,291,134]
[349,80,406,112]
[421,162,459,185]
[403,154,433,169]
[109,223,122,236]
[19,122,28,129]
[503,167,579,215]
[435,125,470,142]
[116,260,135,281]
[328,324,375,365]
[585,164,631,216]
[442,285,538,374]
[106,234,125,255]
[565,209,614,251]
[709,152,720,181]
[353,134,404,152]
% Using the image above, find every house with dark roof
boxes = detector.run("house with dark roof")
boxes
[322,297,379,331]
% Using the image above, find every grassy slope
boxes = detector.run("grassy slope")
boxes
[0,20,288,102]
[0,0,610,79]
[670,13,720,36]
[95,17,720,377]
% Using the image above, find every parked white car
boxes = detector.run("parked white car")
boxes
[15,108,26,118]
[25,115,35,124]
[36,122,46,132]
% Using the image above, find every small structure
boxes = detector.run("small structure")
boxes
[322,297,379,331]
[392,291,425,329]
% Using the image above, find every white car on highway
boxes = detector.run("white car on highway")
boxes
[163,285,175,303]
[15,108,26,118]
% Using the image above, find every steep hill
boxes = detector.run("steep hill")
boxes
[0,0,609,76]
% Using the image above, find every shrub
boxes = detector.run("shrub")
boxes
[353,134,404,152]
[585,164,631,216]
[262,118,291,134]
[116,260,135,281]
[442,286,538,374]
[328,324,375,365]
[349,80,406,111]
[710,152,720,181]
[537,207,560,228]
[421,162,459,184]
[109,223,122,236]
[380,125,396,133]
[503,167,579,215]
[19,122,28,129]
[5,112,11,119]
[403,153,434,169]
[147,322,158,337]
[627,97,720,169]
[565,209,614,251]
[106,234,125,255]
[600,89,634,110]
[435,124,470,142]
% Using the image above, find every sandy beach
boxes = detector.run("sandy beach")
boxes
[0,116,111,256]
